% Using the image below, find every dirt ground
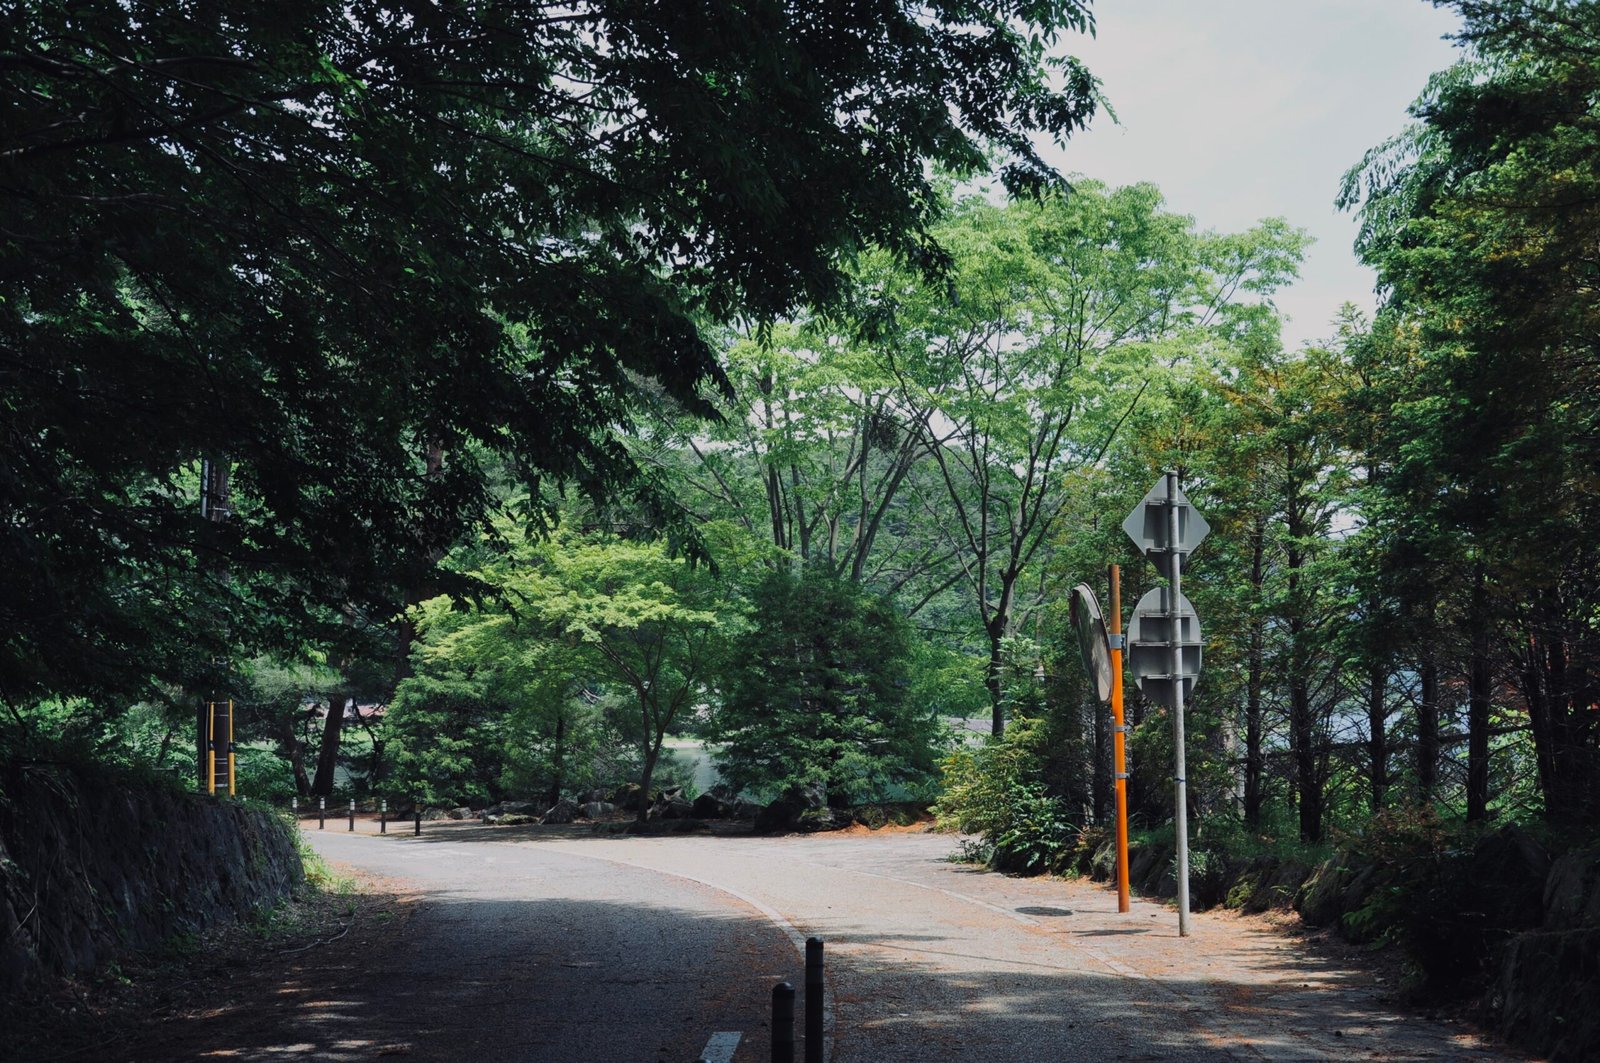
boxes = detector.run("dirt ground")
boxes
[2,870,418,1063]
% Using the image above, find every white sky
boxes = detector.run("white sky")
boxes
[1043,0,1464,349]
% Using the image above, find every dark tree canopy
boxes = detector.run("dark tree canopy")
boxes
[1341,0,1600,823]
[0,1,1098,705]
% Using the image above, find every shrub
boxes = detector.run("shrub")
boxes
[936,716,1076,874]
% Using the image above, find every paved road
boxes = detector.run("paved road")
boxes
[303,823,1525,1061]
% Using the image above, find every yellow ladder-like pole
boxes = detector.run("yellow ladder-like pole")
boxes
[206,701,216,795]
[227,699,236,796]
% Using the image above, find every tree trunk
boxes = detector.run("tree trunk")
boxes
[979,624,1004,739]
[1368,661,1388,811]
[195,453,232,787]
[1292,678,1321,842]
[547,710,567,809]
[279,715,311,796]
[1418,654,1439,803]
[311,696,346,797]
[1286,526,1321,842]
[1243,515,1266,827]
[1467,567,1491,822]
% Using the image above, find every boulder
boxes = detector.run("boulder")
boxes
[853,805,889,830]
[447,806,472,820]
[755,784,828,834]
[612,784,646,811]
[692,792,731,819]
[1497,927,1600,1062]
[542,799,579,825]
[578,801,615,819]
[651,796,694,820]
[796,807,849,833]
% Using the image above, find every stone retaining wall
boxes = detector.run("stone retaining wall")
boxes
[0,759,303,997]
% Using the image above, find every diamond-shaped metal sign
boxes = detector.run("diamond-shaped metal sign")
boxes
[1123,476,1209,559]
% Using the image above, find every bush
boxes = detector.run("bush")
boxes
[936,716,1076,874]
[714,566,939,804]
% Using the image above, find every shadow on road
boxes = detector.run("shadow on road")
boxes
[82,890,794,1063]
[44,869,1522,1063]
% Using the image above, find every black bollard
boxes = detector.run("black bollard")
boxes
[348,799,355,831]
[414,808,421,836]
[318,797,325,830]
[771,981,795,1063]
[380,799,387,835]
[804,937,824,1063]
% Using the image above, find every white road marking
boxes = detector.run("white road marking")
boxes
[696,1030,741,1063]
[539,845,833,1061]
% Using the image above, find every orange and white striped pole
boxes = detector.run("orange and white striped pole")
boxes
[1108,564,1131,914]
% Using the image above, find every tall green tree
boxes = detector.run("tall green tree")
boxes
[526,538,730,822]
[884,185,1304,734]
[713,565,937,803]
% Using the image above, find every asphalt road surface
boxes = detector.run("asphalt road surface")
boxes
[296,822,1525,1062]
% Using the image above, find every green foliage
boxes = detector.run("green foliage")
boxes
[387,533,729,812]
[233,746,299,805]
[937,716,1076,873]
[1341,0,1600,825]
[714,565,937,803]
[1,0,1100,714]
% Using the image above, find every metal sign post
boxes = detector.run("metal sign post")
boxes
[1123,471,1209,938]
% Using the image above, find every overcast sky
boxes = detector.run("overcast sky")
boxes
[1043,1,1464,349]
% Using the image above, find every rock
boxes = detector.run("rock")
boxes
[581,789,609,804]
[542,799,579,825]
[730,797,762,820]
[1297,854,1355,928]
[578,801,615,819]
[422,808,448,821]
[854,805,889,830]
[0,761,302,998]
[1471,825,1550,931]
[611,784,645,811]
[497,801,541,817]
[796,807,849,833]
[498,813,538,826]
[481,814,501,825]
[1544,849,1600,930]
[1497,926,1600,1061]
[447,806,471,820]
[755,784,830,833]
[691,793,730,819]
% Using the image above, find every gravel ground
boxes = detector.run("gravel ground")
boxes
[295,820,1530,1061]
[15,818,1530,1062]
